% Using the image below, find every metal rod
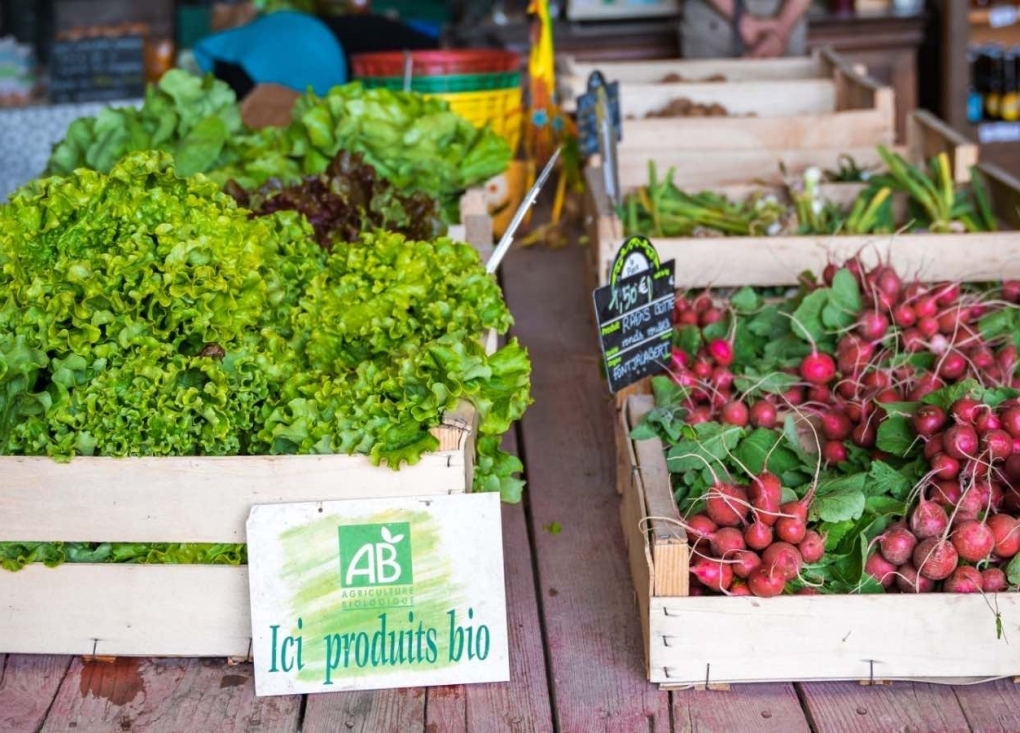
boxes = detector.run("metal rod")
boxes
[485,147,562,274]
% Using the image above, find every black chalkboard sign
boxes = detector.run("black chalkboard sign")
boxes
[49,35,145,104]
[593,236,675,394]
[576,70,621,158]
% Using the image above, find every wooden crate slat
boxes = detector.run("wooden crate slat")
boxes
[644,232,1020,290]
[618,110,893,153]
[620,79,836,120]
[1,564,252,657]
[647,594,1020,685]
[0,655,71,733]
[616,146,898,192]
[796,681,971,733]
[0,448,467,544]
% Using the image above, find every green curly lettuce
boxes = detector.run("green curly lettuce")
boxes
[216,82,511,219]
[45,70,244,178]
[1,151,530,569]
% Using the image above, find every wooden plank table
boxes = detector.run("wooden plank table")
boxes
[2,243,1019,732]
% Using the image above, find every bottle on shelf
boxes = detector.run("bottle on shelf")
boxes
[968,45,985,124]
[1002,47,1020,122]
[986,45,1004,121]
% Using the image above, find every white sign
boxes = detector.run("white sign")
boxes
[247,493,509,696]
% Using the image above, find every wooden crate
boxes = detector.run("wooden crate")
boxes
[621,395,1020,687]
[560,49,895,153]
[0,206,497,659]
[587,110,985,288]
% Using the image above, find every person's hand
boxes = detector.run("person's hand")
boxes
[750,30,786,58]
[738,15,779,50]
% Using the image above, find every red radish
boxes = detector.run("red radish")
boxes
[1000,407,1020,438]
[982,567,1009,592]
[762,542,803,581]
[731,550,761,580]
[918,316,940,338]
[837,379,859,400]
[937,309,966,335]
[970,347,996,370]
[729,580,752,596]
[783,386,806,407]
[896,563,936,593]
[893,303,916,328]
[820,409,851,441]
[701,308,723,326]
[951,398,981,423]
[861,370,891,391]
[807,385,831,404]
[934,282,960,306]
[693,359,713,379]
[879,524,918,565]
[864,552,898,589]
[710,527,746,557]
[999,345,1018,375]
[924,434,945,460]
[744,520,773,550]
[913,537,959,580]
[798,530,825,563]
[930,480,961,508]
[670,347,690,370]
[1004,280,1020,302]
[875,388,901,404]
[800,352,836,385]
[686,514,718,547]
[944,425,979,460]
[822,263,837,285]
[676,310,699,326]
[930,453,960,480]
[692,293,712,313]
[749,472,782,526]
[852,422,876,448]
[705,484,749,527]
[844,401,865,424]
[781,499,809,521]
[776,514,807,544]
[912,404,946,436]
[914,295,938,318]
[690,558,734,592]
[710,390,731,410]
[796,587,820,595]
[857,310,889,341]
[908,373,944,401]
[903,281,926,300]
[903,328,925,353]
[987,514,1020,558]
[951,520,995,562]
[823,440,848,464]
[707,339,734,367]
[720,401,749,427]
[910,499,949,539]
[711,366,734,391]
[838,334,874,365]
[747,567,786,597]
[937,352,967,380]
[1006,454,1020,482]
[943,565,983,593]
[982,429,1013,461]
[749,400,777,428]
[687,407,712,425]
[954,485,987,522]
[975,410,1002,434]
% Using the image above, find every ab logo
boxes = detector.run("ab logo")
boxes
[338,523,413,588]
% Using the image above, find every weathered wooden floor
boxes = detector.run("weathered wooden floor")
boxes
[2,244,1017,733]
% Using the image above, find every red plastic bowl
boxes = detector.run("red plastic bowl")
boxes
[351,49,521,79]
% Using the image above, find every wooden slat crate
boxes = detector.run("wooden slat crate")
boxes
[587,110,984,288]
[621,396,1020,687]
[0,199,497,659]
[560,49,895,153]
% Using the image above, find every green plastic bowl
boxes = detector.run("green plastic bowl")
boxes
[358,71,521,94]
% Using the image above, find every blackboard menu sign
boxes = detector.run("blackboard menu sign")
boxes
[49,35,145,104]
[593,236,675,393]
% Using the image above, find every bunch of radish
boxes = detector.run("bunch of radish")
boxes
[666,257,1020,597]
